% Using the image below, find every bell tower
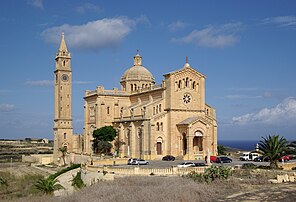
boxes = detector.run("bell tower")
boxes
[53,33,73,162]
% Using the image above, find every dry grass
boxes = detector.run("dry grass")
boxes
[58,176,227,202]
[6,169,296,202]
[11,176,229,202]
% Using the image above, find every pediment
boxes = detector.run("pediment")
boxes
[164,66,205,80]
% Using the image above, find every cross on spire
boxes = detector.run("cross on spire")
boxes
[186,56,188,63]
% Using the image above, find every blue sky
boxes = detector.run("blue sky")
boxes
[0,0,296,141]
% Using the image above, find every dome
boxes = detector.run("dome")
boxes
[120,52,155,83]
[121,65,154,82]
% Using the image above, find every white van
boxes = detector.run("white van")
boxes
[239,152,259,161]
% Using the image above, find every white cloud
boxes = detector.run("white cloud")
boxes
[75,3,102,14]
[25,80,53,86]
[41,17,142,51]
[172,22,243,48]
[262,16,296,28]
[27,0,44,9]
[232,97,296,125]
[168,20,189,32]
[0,104,15,112]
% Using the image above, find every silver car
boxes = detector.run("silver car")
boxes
[177,162,195,168]
[131,159,149,165]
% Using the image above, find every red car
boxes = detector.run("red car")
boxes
[210,156,217,163]
[279,155,290,162]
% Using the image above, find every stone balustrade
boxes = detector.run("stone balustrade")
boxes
[86,165,206,176]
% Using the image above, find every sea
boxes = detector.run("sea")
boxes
[218,140,259,151]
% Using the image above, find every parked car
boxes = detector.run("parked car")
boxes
[177,162,195,168]
[127,158,140,165]
[239,152,259,161]
[279,155,290,162]
[210,156,217,163]
[194,162,207,167]
[131,159,149,165]
[254,156,270,162]
[216,156,232,163]
[162,155,175,161]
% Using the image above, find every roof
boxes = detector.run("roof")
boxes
[177,116,199,125]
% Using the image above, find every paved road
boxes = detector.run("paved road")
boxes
[115,158,296,168]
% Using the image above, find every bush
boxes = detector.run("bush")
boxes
[242,163,257,169]
[186,165,232,183]
[72,171,85,189]
[0,176,8,186]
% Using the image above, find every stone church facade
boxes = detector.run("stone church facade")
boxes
[54,34,217,161]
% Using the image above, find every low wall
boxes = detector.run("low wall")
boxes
[92,158,129,166]
[280,162,296,170]
[87,165,206,176]
[22,154,53,164]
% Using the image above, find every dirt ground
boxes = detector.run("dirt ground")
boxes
[221,183,296,201]
[0,162,56,177]
[1,163,296,202]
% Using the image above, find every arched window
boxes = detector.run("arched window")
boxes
[107,107,110,115]
[156,105,159,114]
[156,122,160,131]
[160,122,163,131]
[185,77,189,87]
[159,104,161,112]
[131,84,133,91]
[178,80,182,88]
[63,60,66,67]
[192,81,196,89]
[64,133,67,139]
[153,107,155,115]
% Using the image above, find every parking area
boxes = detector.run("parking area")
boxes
[115,158,296,168]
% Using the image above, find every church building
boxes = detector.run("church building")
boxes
[54,34,217,161]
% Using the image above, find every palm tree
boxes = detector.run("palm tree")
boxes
[59,146,67,166]
[217,144,227,155]
[257,135,287,169]
[35,178,64,195]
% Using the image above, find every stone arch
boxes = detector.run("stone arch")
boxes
[193,131,203,154]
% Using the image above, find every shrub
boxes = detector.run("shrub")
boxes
[0,176,8,186]
[242,163,257,169]
[72,171,85,189]
[186,165,232,183]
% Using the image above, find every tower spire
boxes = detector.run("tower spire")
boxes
[59,32,68,53]
[56,32,71,60]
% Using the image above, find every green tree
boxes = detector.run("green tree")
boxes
[35,178,64,195]
[59,146,67,166]
[92,126,117,155]
[257,135,287,169]
[217,144,226,155]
